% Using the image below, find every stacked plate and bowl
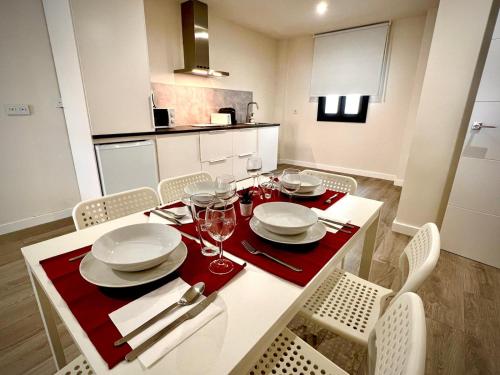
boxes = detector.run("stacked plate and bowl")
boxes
[280,174,326,197]
[80,223,187,288]
[250,201,326,245]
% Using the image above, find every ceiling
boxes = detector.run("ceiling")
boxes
[204,0,439,39]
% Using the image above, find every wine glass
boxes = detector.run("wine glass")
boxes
[215,174,237,202]
[205,201,237,275]
[280,168,301,201]
[188,193,219,257]
[246,155,262,195]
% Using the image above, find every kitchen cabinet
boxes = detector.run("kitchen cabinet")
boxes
[232,128,258,179]
[202,158,234,177]
[71,0,153,135]
[156,133,201,179]
[200,131,234,162]
[258,126,279,172]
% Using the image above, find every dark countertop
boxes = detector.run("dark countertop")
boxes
[92,123,280,139]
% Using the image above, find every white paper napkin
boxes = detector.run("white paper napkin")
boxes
[148,206,193,225]
[311,208,351,233]
[109,278,223,368]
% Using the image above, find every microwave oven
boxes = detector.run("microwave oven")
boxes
[153,108,175,128]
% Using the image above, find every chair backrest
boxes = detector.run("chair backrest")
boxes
[72,187,159,230]
[368,292,426,375]
[158,172,212,205]
[300,169,357,194]
[394,223,440,300]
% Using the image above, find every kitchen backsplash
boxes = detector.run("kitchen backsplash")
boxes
[152,82,252,125]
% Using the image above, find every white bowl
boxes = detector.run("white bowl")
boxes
[282,174,322,193]
[253,202,318,235]
[91,223,182,272]
[184,181,216,196]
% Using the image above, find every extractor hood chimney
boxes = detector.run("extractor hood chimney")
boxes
[174,0,229,77]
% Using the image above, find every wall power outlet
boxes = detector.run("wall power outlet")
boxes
[4,104,31,116]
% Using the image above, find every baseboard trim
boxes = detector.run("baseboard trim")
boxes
[391,219,420,236]
[278,158,397,182]
[393,178,404,187]
[0,208,73,236]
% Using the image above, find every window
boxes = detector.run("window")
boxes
[317,95,369,123]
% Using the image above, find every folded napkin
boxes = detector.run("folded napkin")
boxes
[109,278,222,368]
[311,208,351,233]
[148,206,194,225]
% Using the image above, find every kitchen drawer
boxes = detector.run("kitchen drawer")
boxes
[233,128,257,156]
[232,154,255,181]
[156,133,201,179]
[201,157,233,177]
[200,131,234,162]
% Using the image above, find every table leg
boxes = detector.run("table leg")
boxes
[358,211,380,279]
[27,265,66,370]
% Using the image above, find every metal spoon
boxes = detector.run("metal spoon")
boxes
[158,207,188,219]
[114,282,205,346]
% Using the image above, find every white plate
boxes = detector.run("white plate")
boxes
[184,181,216,196]
[282,174,321,193]
[253,202,318,235]
[281,185,327,198]
[249,217,326,245]
[91,223,182,272]
[80,241,188,288]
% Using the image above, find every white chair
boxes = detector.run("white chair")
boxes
[72,187,160,230]
[55,354,93,375]
[300,169,357,194]
[248,292,426,375]
[158,172,212,205]
[300,223,439,345]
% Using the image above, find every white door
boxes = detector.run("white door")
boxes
[441,16,500,267]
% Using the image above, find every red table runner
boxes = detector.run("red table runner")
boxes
[40,237,245,369]
[154,190,358,286]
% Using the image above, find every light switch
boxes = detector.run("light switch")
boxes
[4,104,31,116]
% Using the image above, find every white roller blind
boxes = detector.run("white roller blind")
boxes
[310,23,390,97]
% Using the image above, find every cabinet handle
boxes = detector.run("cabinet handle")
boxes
[209,157,227,163]
[238,152,254,158]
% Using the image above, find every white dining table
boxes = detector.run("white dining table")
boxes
[21,182,382,374]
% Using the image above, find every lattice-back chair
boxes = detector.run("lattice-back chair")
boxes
[158,172,212,205]
[301,169,357,194]
[300,223,439,345]
[72,187,159,230]
[248,292,426,375]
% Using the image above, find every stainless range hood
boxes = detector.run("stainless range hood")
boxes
[174,0,229,77]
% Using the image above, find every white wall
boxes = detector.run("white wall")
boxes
[143,0,279,122]
[393,0,498,235]
[0,0,80,234]
[275,15,429,182]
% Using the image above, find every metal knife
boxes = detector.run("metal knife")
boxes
[125,291,218,361]
[151,209,182,225]
[319,220,352,234]
[318,216,355,229]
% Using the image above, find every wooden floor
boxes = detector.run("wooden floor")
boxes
[1,166,499,374]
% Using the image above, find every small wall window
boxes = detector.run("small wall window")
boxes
[317,95,370,123]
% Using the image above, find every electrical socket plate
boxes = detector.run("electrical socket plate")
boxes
[5,104,30,116]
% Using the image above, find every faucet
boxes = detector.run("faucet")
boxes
[246,102,259,123]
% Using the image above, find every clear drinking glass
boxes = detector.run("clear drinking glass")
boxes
[280,168,301,201]
[215,174,237,202]
[206,201,237,275]
[189,193,219,257]
[259,172,274,200]
[246,155,262,194]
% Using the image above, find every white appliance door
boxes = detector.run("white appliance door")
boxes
[441,17,500,268]
[95,140,159,195]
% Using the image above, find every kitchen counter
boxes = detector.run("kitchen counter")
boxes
[91,123,280,139]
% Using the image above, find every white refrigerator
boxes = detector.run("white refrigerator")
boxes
[95,140,159,195]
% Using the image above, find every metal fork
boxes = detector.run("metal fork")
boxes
[151,209,183,225]
[241,241,302,272]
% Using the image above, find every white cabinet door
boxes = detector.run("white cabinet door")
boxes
[200,131,233,162]
[202,157,233,177]
[258,127,279,172]
[233,128,257,157]
[71,0,153,135]
[233,155,253,180]
[156,133,201,179]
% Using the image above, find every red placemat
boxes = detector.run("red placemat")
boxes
[39,237,245,369]
[152,190,356,286]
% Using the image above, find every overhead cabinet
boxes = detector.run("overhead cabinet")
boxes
[71,0,153,135]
